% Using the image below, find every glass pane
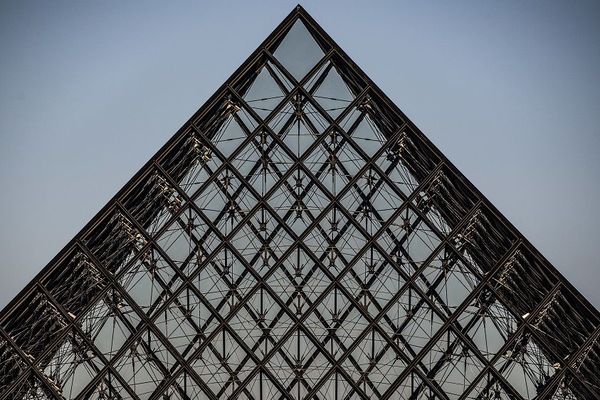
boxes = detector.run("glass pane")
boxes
[272,19,325,81]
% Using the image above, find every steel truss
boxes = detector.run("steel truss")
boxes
[1,5,599,400]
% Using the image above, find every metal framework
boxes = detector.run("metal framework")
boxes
[1,6,599,400]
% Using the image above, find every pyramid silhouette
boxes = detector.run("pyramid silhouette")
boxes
[1,6,599,400]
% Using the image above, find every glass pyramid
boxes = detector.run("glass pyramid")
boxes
[1,6,599,400]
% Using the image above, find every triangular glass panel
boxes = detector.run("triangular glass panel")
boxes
[312,63,355,119]
[77,287,141,362]
[242,65,287,120]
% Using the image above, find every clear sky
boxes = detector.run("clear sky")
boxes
[1,0,599,308]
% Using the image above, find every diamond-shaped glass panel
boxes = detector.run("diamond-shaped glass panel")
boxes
[272,19,325,81]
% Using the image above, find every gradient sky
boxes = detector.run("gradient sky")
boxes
[1,0,599,309]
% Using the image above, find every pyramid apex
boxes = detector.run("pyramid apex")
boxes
[294,4,307,14]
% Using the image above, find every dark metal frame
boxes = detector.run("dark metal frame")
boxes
[1,5,598,399]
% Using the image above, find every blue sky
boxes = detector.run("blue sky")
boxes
[1,0,599,307]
